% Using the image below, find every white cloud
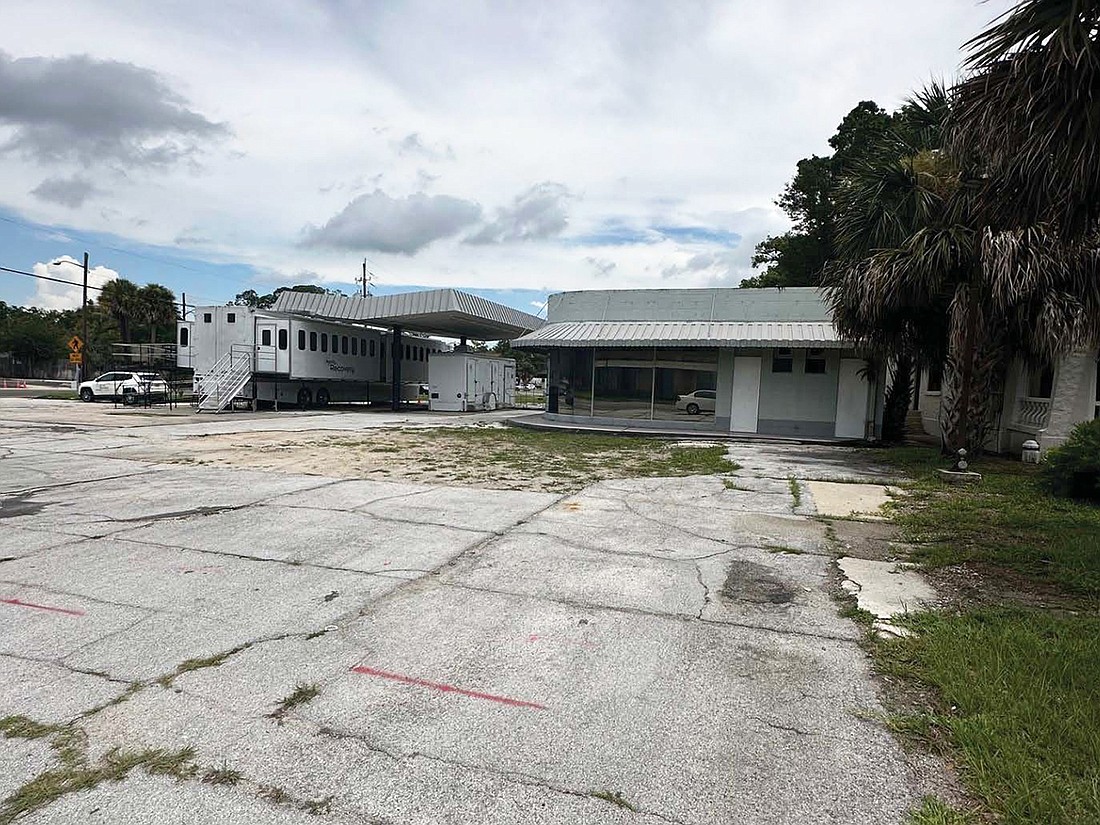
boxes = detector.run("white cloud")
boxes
[0,0,1016,301]
[31,256,117,310]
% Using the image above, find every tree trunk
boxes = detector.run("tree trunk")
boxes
[941,281,1005,456]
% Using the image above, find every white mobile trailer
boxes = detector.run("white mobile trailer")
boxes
[177,306,443,407]
[428,352,515,412]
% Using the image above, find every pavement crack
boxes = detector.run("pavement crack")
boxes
[694,564,711,620]
[314,725,693,824]
[750,716,819,737]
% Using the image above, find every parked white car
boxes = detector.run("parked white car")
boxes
[675,389,716,415]
[78,371,169,404]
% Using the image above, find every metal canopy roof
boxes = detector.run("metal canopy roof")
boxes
[271,288,543,340]
[511,320,845,348]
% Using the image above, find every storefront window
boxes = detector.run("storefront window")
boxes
[652,348,718,421]
[593,349,653,418]
[549,348,593,415]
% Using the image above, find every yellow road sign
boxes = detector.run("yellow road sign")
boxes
[67,335,84,353]
[68,352,83,364]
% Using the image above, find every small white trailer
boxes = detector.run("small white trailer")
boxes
[177,306,444,411]
[427,352,515,412]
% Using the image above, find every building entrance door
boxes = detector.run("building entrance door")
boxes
[730,356,761,432]
[835,358,869,438]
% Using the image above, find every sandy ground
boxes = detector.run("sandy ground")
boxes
[105,427,728,494]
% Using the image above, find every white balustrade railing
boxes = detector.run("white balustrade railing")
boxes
[1013,397,1052,430]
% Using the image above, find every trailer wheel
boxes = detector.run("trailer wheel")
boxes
[296,387,313,409]
[315,388,330,408]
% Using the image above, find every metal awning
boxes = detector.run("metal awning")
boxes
[511,320,846,348]
[271,288,543,340]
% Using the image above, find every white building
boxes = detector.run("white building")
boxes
[917,348,1100,453]
[512,287,885,440]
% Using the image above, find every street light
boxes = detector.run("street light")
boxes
[51,253,90,382]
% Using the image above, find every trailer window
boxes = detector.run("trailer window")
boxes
[351,337,358,356]
[405,344,410,360]
[369,339,375,357]
[298,330,306,350]
[261,329,272,347]
[227,312,236,324]
[179,327,189,347]
[321,333,328,353]
[342,335,349,355]
[203,312,212,323]
[278,329,288,350]
[309,331,317,351]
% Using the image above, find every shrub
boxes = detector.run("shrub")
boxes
[1042,419,1100,501]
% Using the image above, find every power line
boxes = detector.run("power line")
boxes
[0,213,203,273]
[0,264,105,293]
[0,262,195,311]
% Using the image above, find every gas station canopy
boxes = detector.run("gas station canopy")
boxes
[271,288,543,341]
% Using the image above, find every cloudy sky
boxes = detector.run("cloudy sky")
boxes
[0,0,1011,315]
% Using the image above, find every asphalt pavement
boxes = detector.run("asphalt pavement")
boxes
[0,399,940,824]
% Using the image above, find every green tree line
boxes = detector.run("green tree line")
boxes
[0,278,178,377]
[750,0,1100,454]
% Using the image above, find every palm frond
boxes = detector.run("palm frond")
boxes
[951,0,1100,234]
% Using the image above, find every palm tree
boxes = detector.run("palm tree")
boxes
[824,84,1100,453]
[97,279,140,343]
[136,284,177,343]
[951,0,1100,236]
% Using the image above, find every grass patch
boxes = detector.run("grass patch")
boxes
[907,796,976,825]
[877,446,1100,600]
[870,446,1100,823]
[591,790,637,811]
[270,683,321,720]
[34,391,79,401]
[385,427,736,490]
[875,610,1100,824]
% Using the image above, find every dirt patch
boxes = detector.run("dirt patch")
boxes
[829,519,909,562]
[721,561,797,605]
[923,562,1095,614]
[128,426,736,494]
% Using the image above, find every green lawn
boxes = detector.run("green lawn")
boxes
[873,446,1100,824]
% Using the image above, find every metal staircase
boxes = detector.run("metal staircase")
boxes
[196,345,254,412]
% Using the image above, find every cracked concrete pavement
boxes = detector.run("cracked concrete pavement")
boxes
[0,399,939,823]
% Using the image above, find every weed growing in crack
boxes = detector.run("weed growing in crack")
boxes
[202,762,243,786]
[300,795,334,815]
[80,683,143,718]
[592,790,637,811]
[270,683,321,720]
[788,476,802,511]
[0,715,62,740]
[0,743,197,824]
[260,785,292,804]
[158,642,255,687]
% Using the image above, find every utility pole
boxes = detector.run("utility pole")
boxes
[358,258,373,298]
[81,252,89,380]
